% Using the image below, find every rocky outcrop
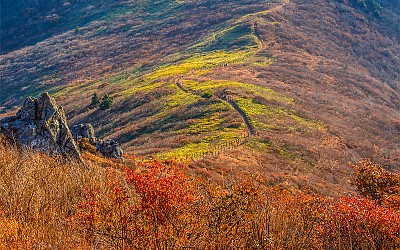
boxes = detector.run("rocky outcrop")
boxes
[96,139,124,159]
[71,123,96,144]
[0,92,124,162]
[0,93,84,163]
[71,123,124,160]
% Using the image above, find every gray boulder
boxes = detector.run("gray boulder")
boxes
[71,123,96,144]
[71,123,124,160]
[0,93,83,163]
[96,139,124,160]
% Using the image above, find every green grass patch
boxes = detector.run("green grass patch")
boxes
[139,84,201,124]
[248,56,275,66]
[122,80,165,96]
[236,97,324,132]
[146,50,251,80]
[157,131,244,159]
[186,115,224,134]
[245,137,272,152]
[184,110,245,134]
[181,80,293,104]
[164,84,200,109]
[202,24,258,51]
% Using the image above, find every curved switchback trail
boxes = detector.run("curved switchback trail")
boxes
[170,0,291,138]
[238,0,290,22]
[251,21,264,50]
[174,79,256,137]
[217,91,256,136]
[174,79,189,93]
[247,0,292,50]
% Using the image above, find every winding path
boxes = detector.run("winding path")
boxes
[217,91,256,136]
[174,79,256,137]
[238,0,290,23]
[246,0,292,50]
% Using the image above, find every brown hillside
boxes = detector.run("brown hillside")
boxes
[1,0,399,195]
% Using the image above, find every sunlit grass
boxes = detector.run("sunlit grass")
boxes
[122,80,164,96]
[181,79,293,104]
[164,84,200,109]
[157,131,244,159]
[245,137,271,151]
[236,97,325,132]
[185,115,225,134]
[139,84,201,124]
[147,50,252,80]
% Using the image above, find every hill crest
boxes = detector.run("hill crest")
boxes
[1,0,399,194]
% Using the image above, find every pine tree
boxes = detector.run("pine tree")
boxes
[91,92,100,107]
[99,94,113,110]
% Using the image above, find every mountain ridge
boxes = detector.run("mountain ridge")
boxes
[1,0,399,194]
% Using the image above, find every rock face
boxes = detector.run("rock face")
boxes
[71,123,96,144]
[71,123,124,160]
[0,92,124,162]
[71,124,124,160]
[0,93,83,163]
[96,139,124,159]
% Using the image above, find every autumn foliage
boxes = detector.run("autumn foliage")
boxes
[0,141,399,249]
[125,160,193,225]
[351,160,400,209]
[319,197,399,249]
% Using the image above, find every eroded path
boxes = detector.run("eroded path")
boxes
[217,91,256,136]
[174,79,256,137]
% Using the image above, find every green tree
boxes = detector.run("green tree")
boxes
[91,92,100,107]
[351,0,383,17]
[99,94,113,110]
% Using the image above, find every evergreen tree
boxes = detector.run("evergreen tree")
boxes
[91,92,100,107]
[99,94,113,110]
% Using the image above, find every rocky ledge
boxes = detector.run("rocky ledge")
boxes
[71,123,123,160]
[0,93,123,162]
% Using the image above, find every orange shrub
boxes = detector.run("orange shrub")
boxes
[70,167,135,249]
[70,160,195,249]
[125,160,193,225]
[125,160,195,248]
[2,139,399,249]
[351,160,400,209]
[318,197,400,250]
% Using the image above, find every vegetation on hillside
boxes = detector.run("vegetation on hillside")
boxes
[0,0,133,53]
[99,94,114,110]
[0,140,398,249]
[1,0,399,198]
[1,1,399,248]
[350,0,383,16]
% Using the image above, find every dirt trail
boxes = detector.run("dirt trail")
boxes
[174,79,189,93]
[174,79,256,137]
[251,21,263,49]
[217,91,256,136]
[238,0,290,23]
[243,0,291,50]
[222,0,292,131]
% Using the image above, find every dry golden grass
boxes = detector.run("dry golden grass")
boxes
[1,0,399,203]
[0,141,111,249]
[1,140,398,249]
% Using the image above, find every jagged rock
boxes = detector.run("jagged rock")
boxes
[96,139,124,160]
[71,123,96,144]
[71,123,124,160]
[0,93,84,163]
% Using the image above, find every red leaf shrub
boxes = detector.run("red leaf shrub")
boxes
[351,160,400,209]
[318,197,400,249]
[125,160,194,225]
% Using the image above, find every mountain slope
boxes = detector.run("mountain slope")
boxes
[1,0,399,195]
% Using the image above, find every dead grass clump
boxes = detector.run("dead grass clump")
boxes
[0,142,110,249]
